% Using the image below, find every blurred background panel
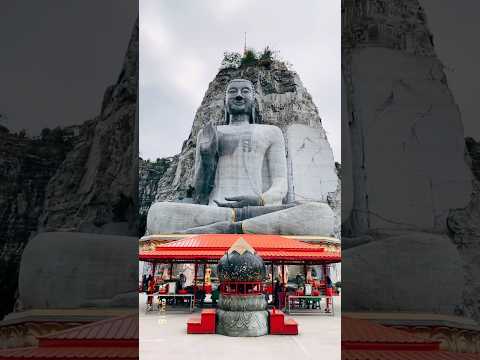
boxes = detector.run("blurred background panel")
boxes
[342,0,480,355]
[0,0,138,351]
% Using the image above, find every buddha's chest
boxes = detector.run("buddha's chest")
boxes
[217,127,268,156]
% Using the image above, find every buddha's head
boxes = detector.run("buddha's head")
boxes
[224,78,256,124]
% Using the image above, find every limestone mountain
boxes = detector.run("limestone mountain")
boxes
[39,18,138,235]
[140,58,340,235]
[0,130,71,319]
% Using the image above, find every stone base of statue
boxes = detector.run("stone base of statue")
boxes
[216,299,268,337]
[217,293,268,311]
[216,295,269,337]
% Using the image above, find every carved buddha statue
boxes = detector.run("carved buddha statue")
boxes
[147,79,334,235]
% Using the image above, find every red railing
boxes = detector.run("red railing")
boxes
[219,281,265,295]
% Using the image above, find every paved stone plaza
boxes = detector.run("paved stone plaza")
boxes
[139,293,341,360]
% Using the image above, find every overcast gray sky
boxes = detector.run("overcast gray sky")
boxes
[139,0,341,161]
[2,2,478,162]
[0,1,137,134]
[421,0,480,142]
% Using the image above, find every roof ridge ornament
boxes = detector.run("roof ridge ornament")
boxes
[227,237,255,255]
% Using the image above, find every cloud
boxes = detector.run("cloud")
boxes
[140,0,341,161]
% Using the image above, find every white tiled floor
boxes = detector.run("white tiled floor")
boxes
[139,294,341,360]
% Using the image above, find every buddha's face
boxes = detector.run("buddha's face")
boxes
[226,79,254,116]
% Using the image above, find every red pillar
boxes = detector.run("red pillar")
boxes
[281,263,285,285]
[271,262,274,291]
[203,263,207,289]
[194,262,198,306]
[152,262,157,277]
[169,263,174,280]
[323,263,332,310]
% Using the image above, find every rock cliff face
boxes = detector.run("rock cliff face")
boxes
[0,131,71,318]
[342,0,472,235]
[138,157,172,234]
[341,0,479,324]
[0,19,138,319]
[141,59,340,234]
[157,60,327,200]
[447,137,480,322]
[40,19,138,235]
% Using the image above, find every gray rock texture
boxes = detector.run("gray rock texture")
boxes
[140,60,340,235]
[447,137,480,322]
[138,157,172,234]
[345,47,471,233]
[40,19,138,235]
[0,131,72,318]
[342,0,435,57]
[342,0,472,234]
[139,158,172,214]
[286,124,338,203]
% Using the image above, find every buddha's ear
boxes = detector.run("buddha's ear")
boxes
[224,106,229,124]
[224,98,229,124]
[251,98,259,124]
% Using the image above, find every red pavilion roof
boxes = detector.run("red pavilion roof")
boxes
[342,350,478,360]
[342,317,439,349]
[0,347,138,359]
[342,317,478,359]
[0,314,138,359]
[41,314,137,342]
[139,234,341,263]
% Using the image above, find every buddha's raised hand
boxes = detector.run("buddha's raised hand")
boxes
[198,121,218,156]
